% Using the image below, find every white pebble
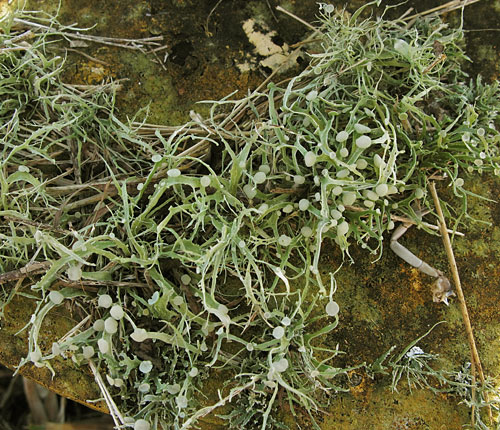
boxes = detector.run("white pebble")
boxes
[336,169,350,178]
[355,135,372,149]
[374,154,386,169]
[354,123,371,134]
[200,176,211,187]
[365,190,379,201]
[339,147,349,158]
[98,294,113,308]
[375,184,389,197]
[278,235,292,247]
[173,296,184,306]
[110,304,124,320]
[138,383,150,393]
[82,346,95,359]
[336,130,349,142]
[49,290,64,305]
[259,164,271,174]
[166,384,180,395]
[388,185,398,195]
[301,226,313,238]
[67,265,82,281]
[259,203,268,213]
[134,419,151,430]
[298,199,310,211]
[254,171,267,184]
[332,186,343,196]
[97,338,109,354]
[304,151,317,167]
[93,319,105,331]
[294,175,305,185]
[243,184,257,199]
[176,395,188,409]
[273,358,289,373]
[342,191,356,206]
[272,326,285,339]
[167,168,181,178]
[104,317,118,334]
[326,300,340,317]
[331,209,342,220]
[131,328,148,342]
[356,159,368,169]
[139,360,153,373]
[337,221,349,236]
[306,90,318,101]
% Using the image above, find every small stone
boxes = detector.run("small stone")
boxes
[97,338,109,354]
[104,317,118,334]
[272,326,285,339]
[139,360,153,373]
[110,304,124,320]
[98,294,113,308]
[49,290,64,305]
[67,265,82,281]
[326,300,340,317]
[134,419,151,430]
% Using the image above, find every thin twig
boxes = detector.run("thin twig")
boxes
[204,0,224,37]
[58,47,112,66]
[429,182,492,424]
[276,6,318,32]
[0,261,52,285]
[402,0,482,21]
[88,360,123,426]
[13,17,163,50]
[345,205,465,236]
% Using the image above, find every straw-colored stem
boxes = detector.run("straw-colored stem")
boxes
[429,181,492,424]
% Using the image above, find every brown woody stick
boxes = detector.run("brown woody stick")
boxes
[429,182,492,424]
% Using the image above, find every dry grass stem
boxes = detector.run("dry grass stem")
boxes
[429,181,492,424]
[403,0,482,21]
